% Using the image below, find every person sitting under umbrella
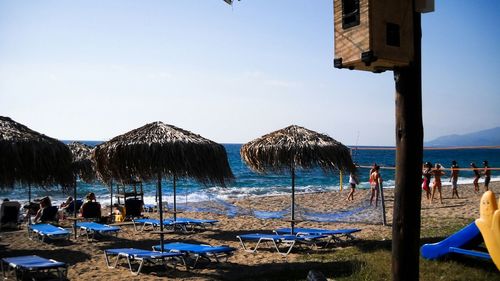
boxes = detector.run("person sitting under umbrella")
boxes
[33,197,58,223]
[80,192,101,220]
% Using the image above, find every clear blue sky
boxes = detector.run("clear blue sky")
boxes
[0,0,499,146]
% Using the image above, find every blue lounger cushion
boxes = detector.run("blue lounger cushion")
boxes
[174,218,219,225]
[275,227,361,236]
[154,242,235,254]
[104,248,184,275]
[105,248,183,259]
[1,255,67,280]
[28,224,70,242]
[133,218,188,232]
[77,222,120,232]
[77,222,120,240]
[274,227,361,246]
[239,233,297,241]
[172,218,219,231]
[153,242,236,268]
[237,233,325,256]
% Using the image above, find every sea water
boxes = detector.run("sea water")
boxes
[1,143,499,207]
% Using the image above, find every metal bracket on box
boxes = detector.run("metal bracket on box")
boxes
[361,51,377,66]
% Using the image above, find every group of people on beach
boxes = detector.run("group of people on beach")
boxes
[25,192,101,223]
[346,163,383,207]
[3,191,134,227]
[422,160,491,204]
[346,160,492,206]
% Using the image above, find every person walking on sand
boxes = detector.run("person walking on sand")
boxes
[450,160,460,199]
[370,165,382,207]
[471,162,480,192]
[483,160,491,191]
[347,172,359,201]
[422,162,432,201]
[431,163,445,204]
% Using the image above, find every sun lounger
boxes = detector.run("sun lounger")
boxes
[153,242,236,268]
[104,248,184,275]
[237,233,325,256]
[143,204,156,212]
[132,218,188,232]
[1,255,67,280]
[0,201,21,230]
[275,227,361,245]
[173,217,219,230]
[28,223,70,242]
[77,222,121,241]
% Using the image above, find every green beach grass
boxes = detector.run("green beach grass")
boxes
[236,218,498,281]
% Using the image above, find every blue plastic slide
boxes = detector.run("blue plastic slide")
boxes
[421,222,491,260]
[420,222,491,260]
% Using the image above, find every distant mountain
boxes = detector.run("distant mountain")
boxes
[425,127,500,147]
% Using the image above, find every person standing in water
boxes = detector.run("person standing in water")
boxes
[347,172,359,201]
[470,162,481,192]
[431,163,445,204]
[483,160,491,191]
[450,160,460,199]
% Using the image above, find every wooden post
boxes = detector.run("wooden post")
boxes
[109,181,113,221]
[28,185,32,225]
[379,182,387,226]
[392,5,423,281]
[291,163,295,234]
[173,174,177,221]
[157,173,164,252]
[339,171,343,191]
[73,183,77,239]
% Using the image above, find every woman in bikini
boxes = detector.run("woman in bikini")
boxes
[370,165,382,207]
[422,162,432,201]
[470,162,480,192]
[431,163,445,204]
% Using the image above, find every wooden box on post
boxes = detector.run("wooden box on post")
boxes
[333,0,414,72]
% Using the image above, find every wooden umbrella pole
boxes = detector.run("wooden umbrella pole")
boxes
[291,163,295,234]
[110,181,113,221]
[173,174,177,221]
[73,183,77,239]
[28,184,32,225]
[157,172,164,252]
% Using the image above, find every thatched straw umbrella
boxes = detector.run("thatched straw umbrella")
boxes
[0,116,74,222]
[67,141,95,237]
[93,121,234,250]
[241,125,356,233]
[68,142,95,184]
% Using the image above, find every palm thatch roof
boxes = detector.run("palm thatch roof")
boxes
[241,125,356,174]
[92,121,234,186]
[67,141,95,183]
[0,116,74,190]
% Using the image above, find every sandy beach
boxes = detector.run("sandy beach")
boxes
[1,181,498,280]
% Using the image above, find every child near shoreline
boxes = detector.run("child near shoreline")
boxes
[347,172,359,201]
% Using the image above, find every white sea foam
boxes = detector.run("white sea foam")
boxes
[6,176,500,207]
